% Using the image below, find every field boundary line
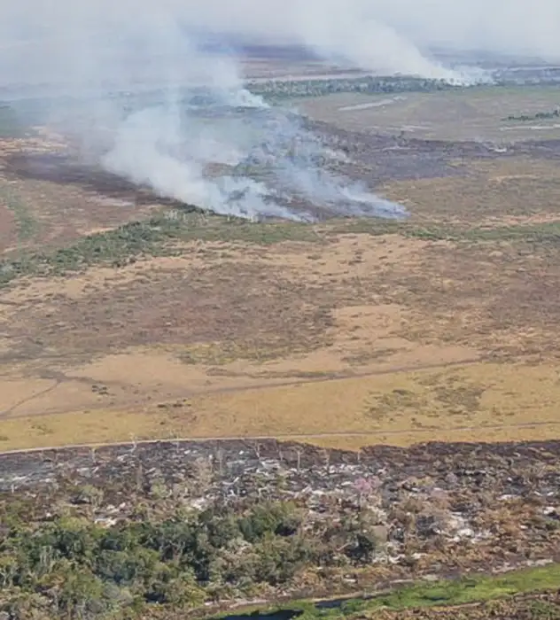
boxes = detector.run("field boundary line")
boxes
[2,418,560,457]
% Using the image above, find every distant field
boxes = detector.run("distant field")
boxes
[297,85,560,142]
[2,83,560,452]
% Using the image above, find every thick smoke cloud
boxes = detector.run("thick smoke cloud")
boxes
[176,0,560,65]
[2,1,560,83]
[0,1,558,220]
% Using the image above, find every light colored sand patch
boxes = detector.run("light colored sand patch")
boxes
[0,408,175,448]
[70,350,212,389]
[339,97,406,112]
[248,304,477,378]
[489,174,541,184]
[309,423,560,452]
[0,324,477,420]
[269,234,439,282]
[0,378,109,418]
[75,226,117,236]
[42,349,326,412]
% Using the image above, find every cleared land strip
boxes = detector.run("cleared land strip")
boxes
[2,418,560,457]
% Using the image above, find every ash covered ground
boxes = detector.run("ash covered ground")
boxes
[2,439,560,584]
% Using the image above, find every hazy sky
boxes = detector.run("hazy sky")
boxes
[1,0,560,87]
[179,0,560,60]
[1,1,557,221]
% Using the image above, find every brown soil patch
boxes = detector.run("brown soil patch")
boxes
[381,157,560,224]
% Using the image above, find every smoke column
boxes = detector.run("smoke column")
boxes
[3,1,559,220]
[0,1,412,221]
[172,0,560,67]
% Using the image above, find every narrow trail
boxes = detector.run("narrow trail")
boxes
[1,356,482,419]
[2,418,560,458]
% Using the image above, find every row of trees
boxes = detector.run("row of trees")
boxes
[504,108,560,122]
[0,499,382,619]
[249,76,459,100]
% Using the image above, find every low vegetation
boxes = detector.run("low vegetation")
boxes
[504,108,560,122]
[4,494,560,620]
[0,499,327,618]
[0,185,38,241]
[4,203,560,289]
[249,76,461,101]
[0,210,318,287]
[231,565,560,619]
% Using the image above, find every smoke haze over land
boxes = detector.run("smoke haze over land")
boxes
[0,1,559,220]
[2,0,560,83]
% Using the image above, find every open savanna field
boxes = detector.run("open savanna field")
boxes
[1,84,560,452]
[297,84,560,142]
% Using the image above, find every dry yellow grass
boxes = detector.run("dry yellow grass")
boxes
[1,361,560,452]
[3,128,560,454]
[187,361,560,438]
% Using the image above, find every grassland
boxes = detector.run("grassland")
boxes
[2,84,560,452]
[220,563,560,619]
[3,205,560,451]
[297,84,560,142]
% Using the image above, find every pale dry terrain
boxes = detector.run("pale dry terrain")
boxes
[1,85,560,451]
[1,222,560,451]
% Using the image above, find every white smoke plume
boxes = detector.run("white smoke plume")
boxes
[175,0,560,68]
[2,1,560,83]
[0,0,409,221]
[1,1,559,220]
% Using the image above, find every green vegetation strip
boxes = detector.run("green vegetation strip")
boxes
[221,563,560,619]
[0,185,38,241]
[2,209,560,288]
[0,210,318,287]
[249,75,461,101]
[335,217,560,244]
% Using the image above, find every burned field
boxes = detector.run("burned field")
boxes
[2,439,560,617]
